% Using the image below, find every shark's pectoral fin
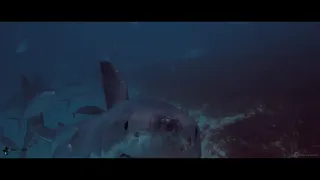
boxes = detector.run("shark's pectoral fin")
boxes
[99,61,129,110]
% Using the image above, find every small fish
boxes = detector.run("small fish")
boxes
[72,106,105,118]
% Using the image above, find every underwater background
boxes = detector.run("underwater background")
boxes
[0,22,320,158]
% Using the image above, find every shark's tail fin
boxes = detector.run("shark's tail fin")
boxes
[99,61,129,110]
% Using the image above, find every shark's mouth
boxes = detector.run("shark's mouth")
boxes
[99,130,195,158]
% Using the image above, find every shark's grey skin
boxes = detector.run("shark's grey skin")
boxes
[46,100,201,158]
[97,100,201,158]
[30,61,202,158]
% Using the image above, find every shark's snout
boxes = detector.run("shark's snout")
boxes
[152,116,182,133]
[112,117,200,158]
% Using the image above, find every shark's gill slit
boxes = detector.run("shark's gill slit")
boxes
[124,121,129,131]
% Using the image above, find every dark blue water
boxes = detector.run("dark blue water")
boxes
[0,22,319,158]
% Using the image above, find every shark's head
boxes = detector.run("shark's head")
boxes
[95,61,201,158]
[102,100,201,158]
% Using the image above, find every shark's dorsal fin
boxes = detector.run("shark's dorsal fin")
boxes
[99,61,129,110]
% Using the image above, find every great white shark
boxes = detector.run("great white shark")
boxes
[24,61,201,158]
